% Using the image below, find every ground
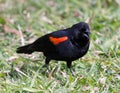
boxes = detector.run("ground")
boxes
[0,0,120,93]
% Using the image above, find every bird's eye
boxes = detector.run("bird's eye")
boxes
[81,28,86,31]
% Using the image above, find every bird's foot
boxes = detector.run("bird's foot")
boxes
[69,67,75,76]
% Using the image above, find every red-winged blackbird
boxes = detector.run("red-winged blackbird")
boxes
[16,22,90,76]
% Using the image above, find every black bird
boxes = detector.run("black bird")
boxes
[16,22,90,76]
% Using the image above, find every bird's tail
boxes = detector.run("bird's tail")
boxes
[16,44,34,54]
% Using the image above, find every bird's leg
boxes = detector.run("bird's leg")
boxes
[45,58,51,72]
[67,61,74,76]
[45,58,53,79]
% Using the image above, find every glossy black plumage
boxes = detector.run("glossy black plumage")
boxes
[16,22,90,75]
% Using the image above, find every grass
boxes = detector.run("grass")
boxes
[0,0,120,92]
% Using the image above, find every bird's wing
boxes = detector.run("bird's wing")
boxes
[32,30,75,56]
[49,31,76,57]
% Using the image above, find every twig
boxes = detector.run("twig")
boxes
[85,12,94,24]
[17,25,25,45]
[14,67,29,78]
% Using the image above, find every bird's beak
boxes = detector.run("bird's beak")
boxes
[85,29,91,35]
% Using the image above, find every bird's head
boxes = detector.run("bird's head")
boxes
[72,22,90,42]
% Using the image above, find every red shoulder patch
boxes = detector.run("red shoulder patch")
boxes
[49,36,68,45]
